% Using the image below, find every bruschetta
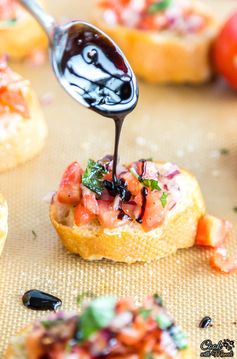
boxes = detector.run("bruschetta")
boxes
[6,294,192,358]
[50,157,205,263]
[94,0,217,84]
[0,0,47,61]
[0,192,7,256]
[0,57,47,173]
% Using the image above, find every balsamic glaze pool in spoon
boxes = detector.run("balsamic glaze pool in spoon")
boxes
[52,22,138,181]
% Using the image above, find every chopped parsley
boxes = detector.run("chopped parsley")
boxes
[130,167,168,207]
[32,230,37,239]
[148,0,173,14]
[220,148,230,155]
[82,159,108,196]
[233,207,237,213]
[130,167,161,191]
[160,192,168,208]
[138,308,152,319]
[80,296,116,341]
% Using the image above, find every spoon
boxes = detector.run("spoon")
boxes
[18,0,139,118]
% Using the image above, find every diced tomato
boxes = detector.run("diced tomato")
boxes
[210,248,237,274]
[26,329,45,359]
[0,0,15,21]
[0,89,29,118]
[74,204,96,226]
[142,191,164,231]
[196,215,232,248]
[82,186,99,215]
[122,172,143,196]
[97,200,124,228]
[118,316,147,345]
[57,162,83,205]
[121,202,140,219]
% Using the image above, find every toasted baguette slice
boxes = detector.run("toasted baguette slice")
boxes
[0,1,47,60]
[5,295,193,358]
[0,193,8,256]
[50,163,205,263]
[0,67,47,173]
[94,1,217,84]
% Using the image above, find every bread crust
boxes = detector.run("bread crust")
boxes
[0,87,47,173]
[0,0,47,60]
[5,325,194,358]
[50,166,205,263]
[0,193,8,256]
[94,2,217,84]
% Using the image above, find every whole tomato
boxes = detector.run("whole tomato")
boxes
[213,12,237,90]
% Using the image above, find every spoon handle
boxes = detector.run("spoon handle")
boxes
[18,0,56,43]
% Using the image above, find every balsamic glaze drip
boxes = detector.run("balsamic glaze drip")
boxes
[199,316,212,328]
[22,290,62,311]
[54,23,138,182]
[104,178,131,201]
[136,187,148,224]
[139,159,147,179]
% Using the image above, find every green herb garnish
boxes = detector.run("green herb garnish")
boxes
[130,168,161,191]
[139,308,152,319]
[82,159,108,196]
[41,318,64,330]
[160,192,168,208]
[156,313,172,330]
[170,326,188,350]
[220,148,229,155]
[0,18,17,27]
[76,291,96,305]
[32,230,37,239]
[148,0,173,14]
[80,296,116,341]
[233,207,237,213]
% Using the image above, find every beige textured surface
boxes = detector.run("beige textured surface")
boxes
[0,0,237,357]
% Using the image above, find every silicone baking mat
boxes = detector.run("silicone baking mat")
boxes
[0,0,237,357]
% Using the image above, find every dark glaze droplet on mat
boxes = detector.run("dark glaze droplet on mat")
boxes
[22,290,62,311]
[58,24,138,182]
[199,316,212,328]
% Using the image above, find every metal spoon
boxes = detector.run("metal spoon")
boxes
[18,0,139,117]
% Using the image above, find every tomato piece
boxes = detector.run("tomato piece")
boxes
[0,89,29,118]
[0,0,15,21]
[122,172,143,196]
[142,191,164,231]
[74,204,96,226]
[82,186,99,215]
[213,12,237,90]
[97,200,125,228]
[196,215,231,248]
[57,162,83,205]
[26,329,45,359]
[210,248,237,274]
[118,316,146,345]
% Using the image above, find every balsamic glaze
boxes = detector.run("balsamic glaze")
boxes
[22,290,62,311]
[54,23,138,182]
[136,187,148,224]
[199,316,212,328]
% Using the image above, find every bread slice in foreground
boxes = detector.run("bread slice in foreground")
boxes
[94,1,217,84]
[50,160,206,263]
[0,193,8,256]
[6,294,193,358]
[0,60,47,173]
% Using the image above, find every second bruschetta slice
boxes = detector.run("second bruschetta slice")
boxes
[0,57,47,172]
[0,0,47,60]
[50,157,205,263]
[94,0,217,84]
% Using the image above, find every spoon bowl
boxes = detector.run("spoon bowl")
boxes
[19,0,139,118]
